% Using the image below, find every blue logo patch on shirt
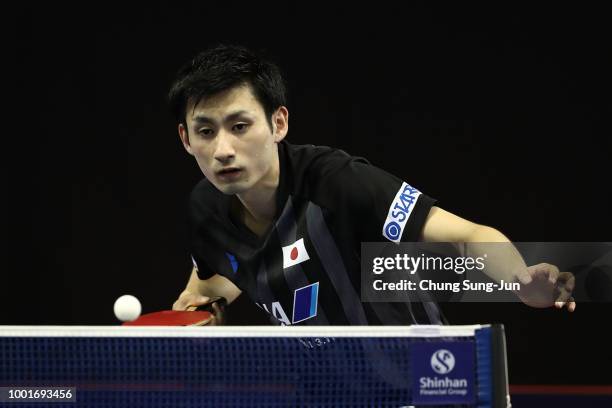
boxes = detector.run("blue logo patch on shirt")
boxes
[382,182,422,243]
[292,282,319,324]
[225,252,239,273]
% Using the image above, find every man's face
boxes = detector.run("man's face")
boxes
[179,84,288,195]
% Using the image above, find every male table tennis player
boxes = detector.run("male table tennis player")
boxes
[169,45,575,326]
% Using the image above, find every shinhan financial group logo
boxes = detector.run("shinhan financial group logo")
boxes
[431,349,455,374]
[411,341,475,405]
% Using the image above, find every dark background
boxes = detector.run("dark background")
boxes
[6,2,611,385]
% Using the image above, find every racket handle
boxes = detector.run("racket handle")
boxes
[195,296,227,313]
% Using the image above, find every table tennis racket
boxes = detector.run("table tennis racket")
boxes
[122,296,227,326]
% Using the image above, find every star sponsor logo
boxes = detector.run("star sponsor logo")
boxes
[382,182,422,243]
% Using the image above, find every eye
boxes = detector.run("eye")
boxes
[197,128,214,137]
[232,123,249,133]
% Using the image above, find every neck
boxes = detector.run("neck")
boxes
[235,151,280,233]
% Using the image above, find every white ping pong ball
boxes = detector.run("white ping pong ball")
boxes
[113,294,142,322]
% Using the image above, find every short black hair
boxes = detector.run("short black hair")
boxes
[168,44,287,129]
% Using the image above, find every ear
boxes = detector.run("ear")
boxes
[271,106,289,143]
[178,124,194,155]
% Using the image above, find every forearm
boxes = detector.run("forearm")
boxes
[462,226,527,283]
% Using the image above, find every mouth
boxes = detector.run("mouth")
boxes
[216,167,243,179]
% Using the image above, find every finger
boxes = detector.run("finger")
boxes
[178,295,211,311]
[172,299,189,311]
[194,313,215,326]
[188,295,212,307]
[539,263,559,283]
[557,298,577,312]
[548,265,560,284]
[554,284,575,307]
[554,288,572,304]
[557,272,576,292]
[207,315,218,326]
[213,302,225,315]
[514,268,533,285]
[528,265,550,282]
[212,303,225,324]
[554,272,576,310]
[202,310,219,326]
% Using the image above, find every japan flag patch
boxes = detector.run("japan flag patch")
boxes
[282,238,310,269]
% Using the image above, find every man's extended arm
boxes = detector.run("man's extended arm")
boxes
[421,206,575,310]
[421,206,526,282]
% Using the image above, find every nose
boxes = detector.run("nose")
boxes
[213,130,236,163]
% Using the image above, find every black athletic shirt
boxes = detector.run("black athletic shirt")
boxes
[189,141,443,325]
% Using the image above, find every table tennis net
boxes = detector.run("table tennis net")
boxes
[0,325,509,407]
